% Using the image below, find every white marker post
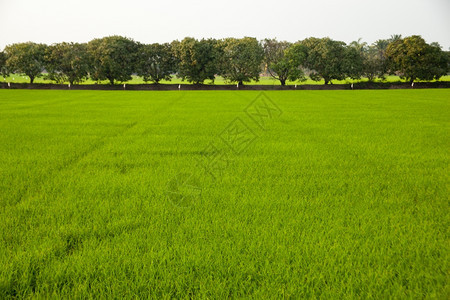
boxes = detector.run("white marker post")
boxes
[411,82,414,88]
[8,82,10,88]
[68,83,71,88]
[236,83,239,88]
[178,84,181,90]
[295,84,297,89]
[351,83,354,90]
[123,83,126,90]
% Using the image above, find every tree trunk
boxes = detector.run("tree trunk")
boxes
[109,77,114,85]
[280,79,286,86]
[29,76,34,84]
[238,80,243,86]
[324,79,329,85]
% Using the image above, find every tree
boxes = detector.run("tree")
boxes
[45,42,89,85]
[284,42,308,72]
[173,37,220,84]
[0,51,8,79]
[389,34,402,43]
[87,36,139,85]
[300,37,348,84]
[219,37,264,85]
[446,50,450,73]
[4,42,47,83]
[263,39,305,85]
[361,39,390,81]
[137,43,177,84]
[386,35,448,83]
[345,39,366,80]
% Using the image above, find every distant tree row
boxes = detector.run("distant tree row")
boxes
[0,35,448,85]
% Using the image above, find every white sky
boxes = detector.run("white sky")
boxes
[1,0,449,50]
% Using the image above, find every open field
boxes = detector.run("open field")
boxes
[2,75,450,85]
[0,90,448,298]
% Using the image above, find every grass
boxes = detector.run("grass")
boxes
[2,74,450,85]
[0,89,448,298]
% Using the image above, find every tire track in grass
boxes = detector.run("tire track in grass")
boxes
[4,91,188,207]
[0,92,100,112]
[2,121,138,207]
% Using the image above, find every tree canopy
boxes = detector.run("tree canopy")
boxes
[263,39,305,85]
[87,36,139,85]
[45,42,89,85]
[300,37,349,84]
[1,35,448,85]
[174,38,220,84]
[386,35,448,83]
[220,37,264,85]
[4,42,47,83]
[361,39,390,81]
[137,43,177,84]
[0,51,8,78]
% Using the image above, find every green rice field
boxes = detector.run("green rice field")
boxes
[0,89,448,298]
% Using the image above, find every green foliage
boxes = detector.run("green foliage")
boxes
[361,39,390,81]
[2,35,449,85]
[219,37,264,85]
[446,50,450,72]
[389,34,403,43]
[345,39,365,80]
[284,42,308,69]
[4,42,47,83]
[87,36,139,85]
[263,39,305,85]
[300,37,349,84]
[174,38,220,84]
[386,35,449,83]
[45,42,89,85]
[0,90,448,298]
[137,43,177,83]
[0,51,8,78]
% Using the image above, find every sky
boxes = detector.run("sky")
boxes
[1,0,449,50]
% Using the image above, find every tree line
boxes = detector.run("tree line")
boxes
[0,35,448,85]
